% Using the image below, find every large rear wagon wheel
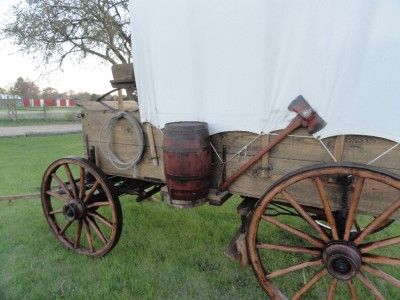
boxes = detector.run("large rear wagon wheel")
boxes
[41,157,122,257]
[247,163,400,299]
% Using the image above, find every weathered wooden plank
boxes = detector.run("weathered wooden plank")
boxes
[84,112,164,148]
[77,100,139,112]
[215,133,398,167]
[210,131,400,175]
[224,157,321,198]
[0,193,40,202]
[95,143,165,181]
[260,134,270,177]
[341,136,399,169]
[334,135,346,161]
[228,171,400,218]
[145,123,159,166]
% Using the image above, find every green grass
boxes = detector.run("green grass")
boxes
[0,134,264,299]
[0,134,398,299]
[0,119,80,127]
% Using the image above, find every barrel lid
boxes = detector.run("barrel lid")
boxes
[164,121,208,132]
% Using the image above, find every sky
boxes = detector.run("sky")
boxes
[0,0,115,94]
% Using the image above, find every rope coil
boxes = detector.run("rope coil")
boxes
[99,111,145,170]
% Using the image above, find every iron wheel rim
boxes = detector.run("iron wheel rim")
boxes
[247,162,400,299]
[41,157,122,257]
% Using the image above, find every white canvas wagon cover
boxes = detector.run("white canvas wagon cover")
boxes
[130,0,400,143]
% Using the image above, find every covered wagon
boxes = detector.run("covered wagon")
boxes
[41,1,400,299]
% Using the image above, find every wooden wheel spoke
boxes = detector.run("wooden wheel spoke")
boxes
[327,278,337,300]
[59,219,73,235]
[314,177,339,240]
[82,180,100,203]
[357,272,384,300]
[347,280,358,300]
[74,220,83,249]
[51,173,73,198]
[63,163,78,199]
[363,254,400,266]
[291,268,327,300]
[266,258,322,279]
[281,190,329,242]
[83,219,95,253]
[343,177,365,241]
[362,264,400,288]
[42,158,122,258]
[87,201,110,209]
[257,243,320,256]
[261,215,324,248]
[354,196,400,245]
[79,166,85,200]
[87,216,108,245]
[360,235,400,253]
[88,211,113,229]
[46,190,70,203]
[49,208,64,215]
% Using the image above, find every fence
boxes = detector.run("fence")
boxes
[0,98,79,123]
[22,98,76,108]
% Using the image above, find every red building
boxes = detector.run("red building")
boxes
[23,99,76,107]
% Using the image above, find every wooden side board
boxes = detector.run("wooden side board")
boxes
[80,100,164,181]
[79,101,400,215]
[211,130,400,198]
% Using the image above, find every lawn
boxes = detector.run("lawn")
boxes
[0,134,398,299]
[0,119,80,127]
[0,134,264,299]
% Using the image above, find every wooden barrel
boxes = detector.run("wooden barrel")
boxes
[163,122,211,208]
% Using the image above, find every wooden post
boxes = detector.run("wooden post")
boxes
[13,101,17,122]
[146,123,159,166]
[118,89,124,111]
[260,134,270,178]
[43,102,47,122]
[7,103,10,120]
[334,135,346,162]
[6,100,18,121]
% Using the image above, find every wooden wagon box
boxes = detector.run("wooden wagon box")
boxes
[79,99,400,217]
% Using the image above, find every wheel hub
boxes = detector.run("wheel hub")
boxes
[323,242,361,281]
[63,200,86,220]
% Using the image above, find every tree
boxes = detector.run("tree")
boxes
[41,87,64,98]
[10,77,40,98]
[2,0,131,67]
[0,87,6,94]
[72,92,103,101]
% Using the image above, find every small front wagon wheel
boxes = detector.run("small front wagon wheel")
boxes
[41,157,122,257]
[247,163,400,299]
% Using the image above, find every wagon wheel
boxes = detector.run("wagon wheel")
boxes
[247,162,400,299]
[41,157,122,257]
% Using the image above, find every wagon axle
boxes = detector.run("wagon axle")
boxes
[323,242,361,281]
[62,200,86,221]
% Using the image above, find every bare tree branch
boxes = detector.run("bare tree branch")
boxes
[1,0,131,67]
